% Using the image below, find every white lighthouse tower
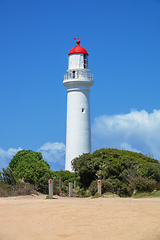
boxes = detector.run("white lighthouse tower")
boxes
[63,40,94,171]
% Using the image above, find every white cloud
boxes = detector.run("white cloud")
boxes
[1,109,160,171]
[38,142,66,168]
[92,109,160,160]
[0,147,22,170]
[0,142,66,172]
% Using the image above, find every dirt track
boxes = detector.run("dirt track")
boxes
[0,195,160,240]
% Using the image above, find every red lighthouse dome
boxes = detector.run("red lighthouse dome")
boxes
[68,40,88,55]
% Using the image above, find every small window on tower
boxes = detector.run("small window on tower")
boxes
[84,54,88,69]
[82,108,85,113]
[73,71,75,78]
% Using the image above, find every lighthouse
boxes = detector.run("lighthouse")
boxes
[63,40,94,171]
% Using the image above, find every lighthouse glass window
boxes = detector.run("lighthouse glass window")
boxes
[84,54,88,69]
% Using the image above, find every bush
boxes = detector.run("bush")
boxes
[115,179,132,197]
[88,179,114,196]
[37,177,50,194]
[72,153,97,189]
[61,185,69,195]
[11,182,36,196]
[131,176,156,192]
[88,180,97,195]
[8,150,55,194]
[93,192,101,198]
[0,167,17,185]
[76,187,90,198]
[156,182,160,190]
[101,179,114,193]
[72,148,160,192]
[54,170,79,185]
[0,181,12,197]
[0,181,36,197]
[53,186,60,195]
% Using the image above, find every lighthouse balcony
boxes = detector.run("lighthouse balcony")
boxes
[64,70,93,81]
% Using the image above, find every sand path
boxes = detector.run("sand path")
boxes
[0,195,160,240]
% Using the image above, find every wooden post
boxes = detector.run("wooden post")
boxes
[97,180,101,195]
[59,177,62,191]
[74,180,76,191]
[48,179,53,199]
[69,182,73,197]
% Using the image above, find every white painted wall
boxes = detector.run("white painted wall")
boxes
[65,89,91,171]
[68,54,88,69]
[63,52,93,171]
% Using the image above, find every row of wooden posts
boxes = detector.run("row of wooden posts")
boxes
[48,178,102,199]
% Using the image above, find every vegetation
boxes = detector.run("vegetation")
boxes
[0,180,36,197]
[89,179,114,195]
[53,170,80,196]
[0,150,78,197]
[72,148,160,197]
[1,150,55,194]
[54,169,79,186]
[0,167,16,186]
[1,148,160,198]
[132,190,160,198]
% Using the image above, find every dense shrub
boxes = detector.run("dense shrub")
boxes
[37,176,53,194]
[53,186,60,195]
[72,153,98,189]
[0,181,36,197]
[93,192,101,198]
[54,170,79,185]
[8,150,55,194]
[76,188,90,198]
[11,182,36,196]
[61,185,69,195]
[72,148,160,196]
[156,182,160,190]
[53,170,81,196]
[101,179,114,193]
[88,179,114,196]
[131,176,156,192]
[88,180,97,195]
[0,167,16,186]
[9,150,44,170]
[0,181,12,197]
[146,163,160,182]
[114,179,132,197]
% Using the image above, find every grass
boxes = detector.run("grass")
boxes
[102,192,119,198]
[132,190,160,198]
[92,192,101,198]
[92,191,160,199]
[91,192,116,198]
[0,181,37,197]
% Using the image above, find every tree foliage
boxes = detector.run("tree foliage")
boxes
[9,150,44,171]
[72,148,160,196]
[9,150,55,193]
[54,169,79,185]
[0,167,16,186]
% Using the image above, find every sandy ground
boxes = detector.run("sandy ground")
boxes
[0,195,160,240]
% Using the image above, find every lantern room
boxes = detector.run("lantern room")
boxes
[68,40,88,70]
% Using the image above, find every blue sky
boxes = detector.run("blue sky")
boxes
[0,0,160,171]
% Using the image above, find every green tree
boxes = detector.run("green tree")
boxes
[0,167,16,186]
[9,150,55,193]
[54,169,79,185]
[9,150,44,171]
[72,148,160,196]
